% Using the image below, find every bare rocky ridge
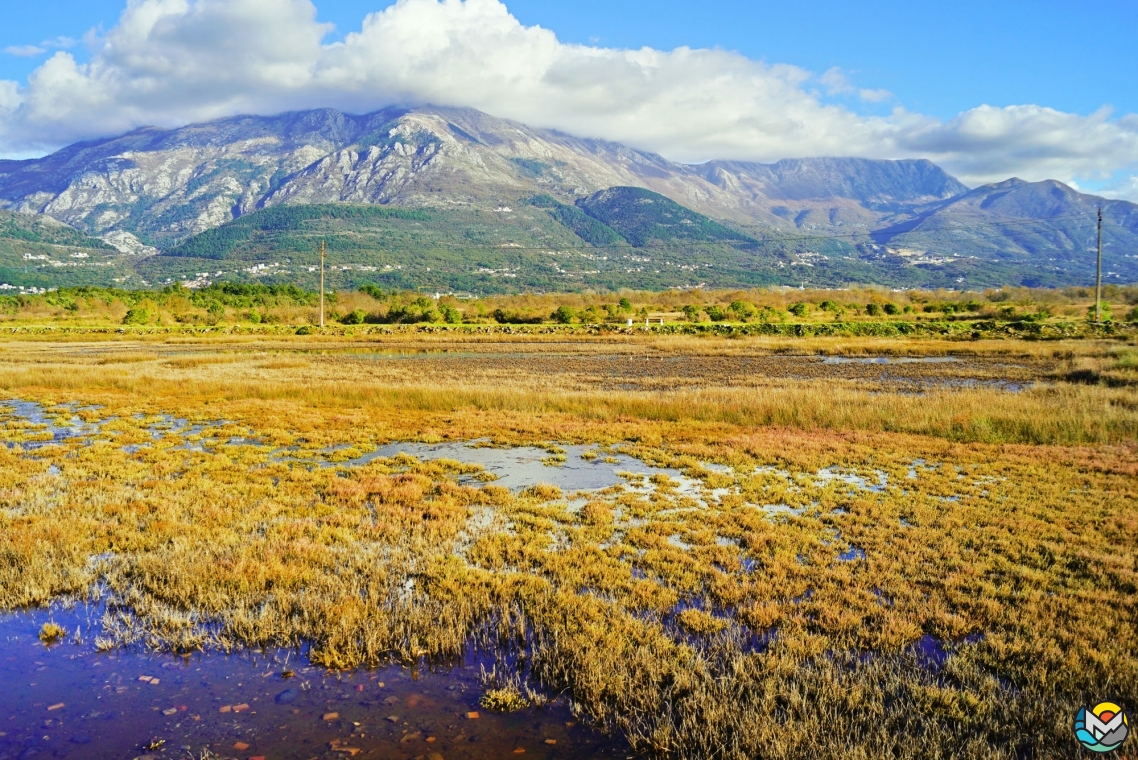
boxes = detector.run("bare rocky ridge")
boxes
[0,106,968,247]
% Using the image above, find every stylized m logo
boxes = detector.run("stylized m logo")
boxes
[1085,710,1124,739]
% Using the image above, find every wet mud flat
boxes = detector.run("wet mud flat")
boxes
[51,339,1050,393]
[363,351,1038,392]
[0,607,628,760]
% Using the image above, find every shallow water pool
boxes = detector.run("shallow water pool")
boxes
[0,607,628,760]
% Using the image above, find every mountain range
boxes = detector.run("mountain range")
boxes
[0,105,1135,292]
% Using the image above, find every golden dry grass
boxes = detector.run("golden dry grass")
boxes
[0,332,1135,759]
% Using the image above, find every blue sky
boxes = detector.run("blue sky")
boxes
[1,0,1137,197]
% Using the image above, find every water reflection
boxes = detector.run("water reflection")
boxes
[0,607,628,760]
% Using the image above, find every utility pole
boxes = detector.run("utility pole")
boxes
[1095,207,1103,323]
[319,238,326,328]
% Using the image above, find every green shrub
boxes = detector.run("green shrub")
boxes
[706,305,727,322]
[358,284,384,300]
[682,305,702,322]
[788,302,810,318]
[1086,303,1113,322]
[728,300,756,321]
[341,309,368,325]
[581,306,604,324]
[122,308,151,325]
[493,308,543,325]
[757,306,785,323]
[865,303,881,317]
[551,305,577,324]
[882,303,900,315]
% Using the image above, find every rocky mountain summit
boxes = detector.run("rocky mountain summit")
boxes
[0,106,969,247]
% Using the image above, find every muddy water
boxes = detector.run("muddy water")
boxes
[0,607,629,760]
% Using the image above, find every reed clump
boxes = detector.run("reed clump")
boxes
[480,686,531,712]
[38,621,66,642]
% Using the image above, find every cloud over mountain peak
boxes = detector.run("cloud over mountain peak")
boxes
[1,0,1136,198]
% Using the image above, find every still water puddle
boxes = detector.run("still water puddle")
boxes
[342,442,687,493]
[820,356,961,365]
[0,607,627,760]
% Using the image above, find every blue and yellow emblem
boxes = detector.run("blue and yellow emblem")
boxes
[1075,702,1129,753]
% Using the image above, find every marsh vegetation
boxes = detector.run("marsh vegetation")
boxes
[2,282,1136,331]
[0,331,1135,759]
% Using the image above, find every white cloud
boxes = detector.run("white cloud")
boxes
[1100,174,1138,202]
[0,0,1136,199]
[819,67,853,95]
[819,67,892,105]
[897,105,1138,190]
[4,37,77,58]
[41,37,77,50]
[858,88,892,104]
[4,45,47,57]
[0,81,19,112]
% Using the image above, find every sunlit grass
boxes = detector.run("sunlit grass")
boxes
[0,333,1134,759]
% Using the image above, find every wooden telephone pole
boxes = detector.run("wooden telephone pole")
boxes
[1095,207,1103,323]
[319,238,326,328]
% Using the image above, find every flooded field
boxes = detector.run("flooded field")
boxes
[0,606,626,760]
[37,339,1053,393]
[325,350,1035,392]
[0,334,1135,760]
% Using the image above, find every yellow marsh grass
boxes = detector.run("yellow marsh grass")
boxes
[0,351,1134,445]
[0,335,1135,759]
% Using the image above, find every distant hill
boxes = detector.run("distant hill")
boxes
[1,210,115,250]
[0,210,141,289]
[865,179,1138,286]
[525,194,623,246]
[0,105,1135,291]
[143,200,782,292]
[163,204,431,261]
[575,187,756,247]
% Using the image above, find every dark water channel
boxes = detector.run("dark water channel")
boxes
[0,607,629,760]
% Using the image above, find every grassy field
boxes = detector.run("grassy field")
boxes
[0,331,1135,759]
